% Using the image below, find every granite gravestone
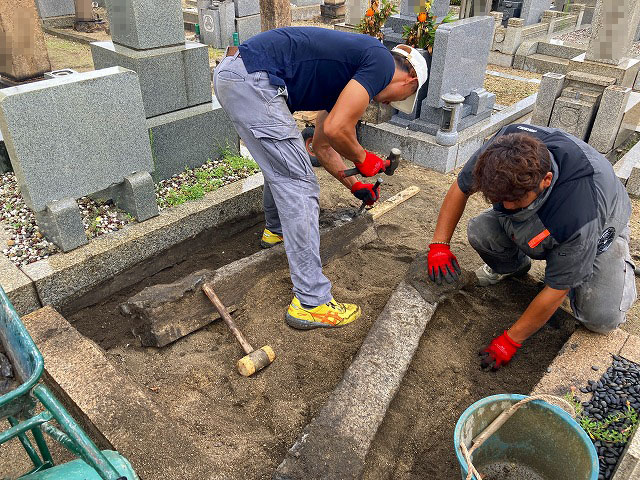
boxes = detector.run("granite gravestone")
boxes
[0,0,52,81]
[382,0,451,48]
[0,67,158,251]
[93,0,238,181]
[105,0,185,50]
[520,0,551,25]
[34,0,75,18]
[390,16,496,135]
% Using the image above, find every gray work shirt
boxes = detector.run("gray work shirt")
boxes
[458,124,631,290]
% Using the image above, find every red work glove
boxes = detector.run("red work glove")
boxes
[480,330,521,370]
[427,243,461,285]
[353,151,386,177]
[351,181,380,206]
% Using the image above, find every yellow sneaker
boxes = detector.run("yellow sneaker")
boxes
[285,297,361,330]
[260,228,284,249]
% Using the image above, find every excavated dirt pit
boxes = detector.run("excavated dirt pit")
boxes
[65,167,578,478]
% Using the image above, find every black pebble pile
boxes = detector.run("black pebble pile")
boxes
[577,355,640,480]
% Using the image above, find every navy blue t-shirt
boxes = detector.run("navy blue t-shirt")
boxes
[238,27,395,112]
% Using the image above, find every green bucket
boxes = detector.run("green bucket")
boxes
[454,394,599,480]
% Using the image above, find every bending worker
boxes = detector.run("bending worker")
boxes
[214,27,427,330]
[427,124,637,369]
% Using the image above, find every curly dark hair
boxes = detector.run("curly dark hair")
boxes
[472,133,551,204]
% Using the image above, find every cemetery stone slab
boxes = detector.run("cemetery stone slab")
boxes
[0,0,52,81]
[345,0,367,25]
[532,72,567,126]
[588,85,632,153]
[425,16,494,108]
[34,0,75,18]
[235,0,260,17]
[91,41,212,118]
[105,0,185,50]
[147,101,239,181]
[110,172,159,221]
[199,1,235,48]
[235,14,262,43]
[0,67,154,214]
[549,95,598,140]
[586,0,637,65]
[520,0,551,25]
[34,198,87,252]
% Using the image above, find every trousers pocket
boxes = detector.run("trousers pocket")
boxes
[249,123,312,179]
[620,259,637,312]
[215,69,246,83]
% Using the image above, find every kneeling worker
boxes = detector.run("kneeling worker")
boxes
[426,124,637,369]
[214,27,427,329]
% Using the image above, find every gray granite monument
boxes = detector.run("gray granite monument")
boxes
[94,0,238,182]
[390,16,496,135]
[0,68,158,252]
[382,0,451,48]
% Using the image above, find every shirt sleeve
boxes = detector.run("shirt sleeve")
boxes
[457,126,510,194]
[544,222,598,290]
[352,47,395,100]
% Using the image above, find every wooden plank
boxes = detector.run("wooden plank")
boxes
[370,186,420,220]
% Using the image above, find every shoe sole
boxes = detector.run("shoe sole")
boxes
[285,308,361,330]
[260,240,283,249]
[285,313,337,330]
[478,262,532,287]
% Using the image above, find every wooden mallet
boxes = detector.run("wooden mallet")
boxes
[202,283,275,377]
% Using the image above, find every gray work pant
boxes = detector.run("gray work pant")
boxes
[213,53,332,306]
[467,209,637,333]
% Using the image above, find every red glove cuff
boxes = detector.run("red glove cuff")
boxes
[502,330,522,348]
[428,242,451,253]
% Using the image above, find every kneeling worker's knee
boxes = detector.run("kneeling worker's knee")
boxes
[579,310,625,334]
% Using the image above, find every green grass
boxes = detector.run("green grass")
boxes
[156,147,259,209]
[565,393,640,444]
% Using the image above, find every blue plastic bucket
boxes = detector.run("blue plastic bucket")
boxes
[454,394,599,480]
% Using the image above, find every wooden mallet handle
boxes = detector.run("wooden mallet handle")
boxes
[202,283,254,354]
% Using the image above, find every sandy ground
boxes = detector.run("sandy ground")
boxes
[58,159,640,478]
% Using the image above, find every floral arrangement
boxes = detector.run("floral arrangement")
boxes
[402,1,454,54]
[356,0,397,41]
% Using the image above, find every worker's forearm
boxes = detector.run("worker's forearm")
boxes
[325,128,366,164]
[314,144,357,189]
[431,181,469,243]
[507,286,569,344]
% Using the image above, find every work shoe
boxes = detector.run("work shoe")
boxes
[285,297,361,330]
[260,228,283,249]
[475,261,531,287]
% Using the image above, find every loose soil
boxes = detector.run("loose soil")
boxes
[61,161,632,479]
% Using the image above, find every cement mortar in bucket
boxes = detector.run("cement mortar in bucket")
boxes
[454,394,599,480]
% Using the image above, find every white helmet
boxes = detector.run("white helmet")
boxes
[389,44,429,114]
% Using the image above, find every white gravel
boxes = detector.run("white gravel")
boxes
[0,155,259,267]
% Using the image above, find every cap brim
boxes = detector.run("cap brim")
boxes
[390,93,418,114]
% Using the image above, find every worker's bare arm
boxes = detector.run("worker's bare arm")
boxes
[313,111,358,189]
[431,181,470,244]
[507,286,569,344]
[323,79,371,164]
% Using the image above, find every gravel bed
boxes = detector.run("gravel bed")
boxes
[573,355,640,480]
[0,155,258,267]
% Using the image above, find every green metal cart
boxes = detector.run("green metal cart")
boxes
[0,286,138,480]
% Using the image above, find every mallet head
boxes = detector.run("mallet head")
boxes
[237,345,276,377]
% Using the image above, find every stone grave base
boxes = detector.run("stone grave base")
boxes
[147,101,239,182]
[357,93,537,173]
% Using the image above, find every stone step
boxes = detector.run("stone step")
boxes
[22,306,217,480]
[524,53,570,75]
[536,41,586,60]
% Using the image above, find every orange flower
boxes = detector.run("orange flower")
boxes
[417,11,427,22]
[365,7,375,16]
